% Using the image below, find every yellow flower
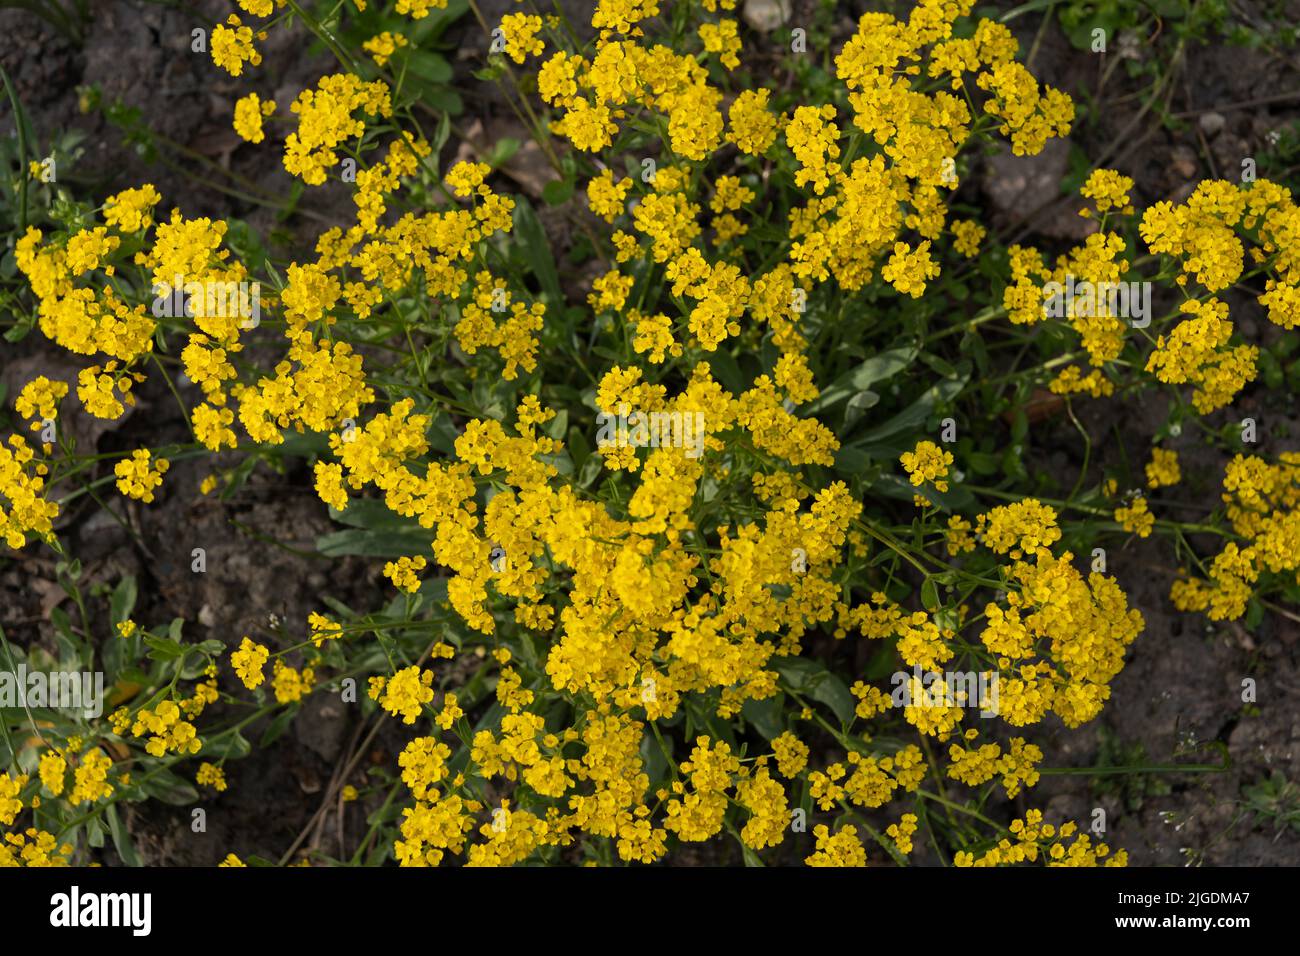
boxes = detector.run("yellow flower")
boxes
[1115,495,1155,538]
[395,0,448,18]
[699,19,741,70]
[363,31,408,67]
[900,440,954,492]
[231,637,270,689]
[882,240,941,297]
[500,13,544,64]
[283,74,392,185]
[271,660,315,704]
[69,749,114,806]
[978,499,1061,557]
[38,754,66,797]
[114,449,169,502]
[307,612,342,648]
[587,169,632,223]
[1146,448,1181,489]
[14,376,68,428]
[103,184,161,232]
[197,763,228,792]
[1081,168,1134,217]
[727,88,778,155]
[771,731,809,777]
[886,814,918,854]
[211,15,263,77]
[945,515,976,555]
[233,92,276,144]
[976,61,1074,156]
[805,824,867,867]
[378,666,435,724]
[383,555,427,593]
[951,219,986,258]
[0,435,58,548]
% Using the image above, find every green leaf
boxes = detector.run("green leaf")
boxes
[3,317,34,343]
[405,50,452,85]
[141,769,199,806]
[423,88,463,114]
[408,0,468,42]
[741,694,785,740]
[639,733,670,788]
[843,390,880,431]
[542,177,575,206]
[1259,350,1284,390]
[315,527,433,558]
[851,365,969,450]
[328,497,415,531]
[1245,598,1264,632]
[834,444,872,473]
[921,577,940,612]
[871,473,975,512]
[805,346,917,414]
[110,575,137,626]
[144,634,186,662]
[107,804,142,866]
[862,642,898,682]
[918,352,959,379]
[202,730,251,760]
[49,606,79,663]
[705,348,746,394]
[260,708,297,747]
[512,197,562,305]
[485,137,521,169]
[775,658,855,726]
[968,451,1000,476]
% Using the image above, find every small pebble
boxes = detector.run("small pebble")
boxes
[1199,111,1226,138]
[743,0,791,32]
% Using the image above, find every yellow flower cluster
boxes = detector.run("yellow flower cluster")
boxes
[1080,168,1134,217]
[15,376,68,430]
[900,439,953,505]
[283,74,392,185]
[211,14,264,77]
[126,700,203,758]
[384,555,428,592]
[114,449,169,503]
[977,539,1143,727]
[0,435,58,548]
[363,31,408,67]
[197,763,228,792]
[17,0,1254,870]
[0,828,73,867]
[1115,496,1154,538]
[1173,452,1300,620]
[955,811,1126,866]
[233,92,276,144]
[232,637,270,689]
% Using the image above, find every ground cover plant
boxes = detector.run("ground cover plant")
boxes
[1,0,1299,868]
